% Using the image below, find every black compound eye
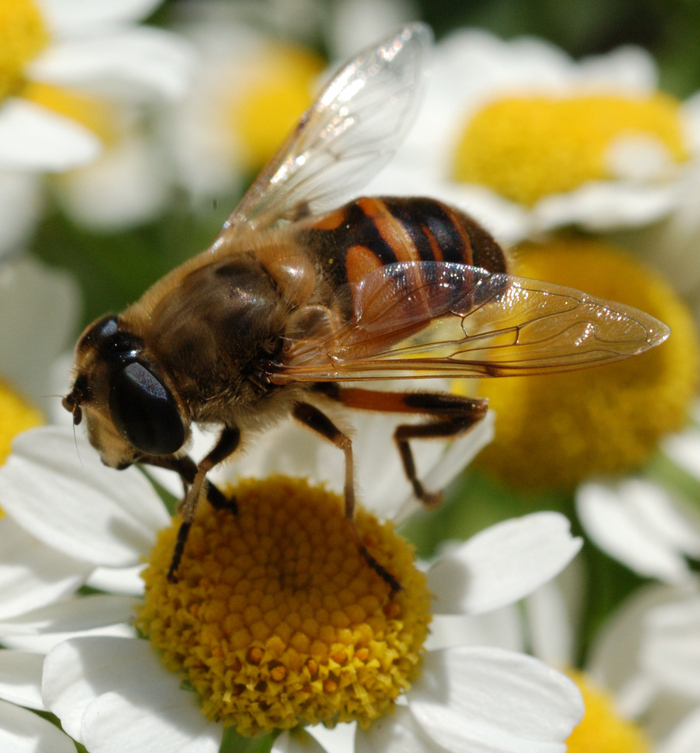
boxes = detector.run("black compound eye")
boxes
[109,362,185,456]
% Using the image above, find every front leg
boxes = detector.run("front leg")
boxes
[144,453,231,510]
[165,426,241,582]
[293,402,400,593]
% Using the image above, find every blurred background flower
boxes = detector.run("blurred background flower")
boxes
[3,0,700,751]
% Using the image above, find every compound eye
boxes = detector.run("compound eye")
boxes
[109,362,185,456]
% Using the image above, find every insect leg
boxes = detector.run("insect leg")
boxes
[143,454,230,509]
[293,402,400,593]
[316,385,488,507]
[167,426,241,582]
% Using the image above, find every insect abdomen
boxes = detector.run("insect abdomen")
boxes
[297,196,508,289]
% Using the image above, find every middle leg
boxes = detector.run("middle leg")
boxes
[315,384,488,507]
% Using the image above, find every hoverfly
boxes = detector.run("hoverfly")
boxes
[63,24,669,589]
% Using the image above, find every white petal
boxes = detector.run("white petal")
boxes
[0,172,42,257]
[0,594,139,636]
[577,481,693,582]
[0,698,76,753]
[660,705,700,753]
[663,427,700,481]
[86,564,146,595]
[0,257,80,408]
[0,594,138,653]
[0,517,90,621]
[43,636,222,751]
[2,623,135,654]
[0,98,101,171]
[426,605,524,652]
[308,722,355,753]
[0,426,169,567]
[408,647,583,753]
[621,481,700,559]
[587,583,690,712]
[273,727,333,753]
[534,180,678,232]
[642,595,700,699]
[525,579,575,668]
[39,0,164,37]
[356,704,443,753]
[0,651,45,709]
[428,512,582,614]
[56,131,170,230]
[30,28,195,102]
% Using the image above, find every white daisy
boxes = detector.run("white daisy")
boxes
[364,27,700,246]
[583,580,700,752]
[0,421,585,752]
[575,404,700,583]
[0,0,194,172]
[0,0,194,253]
[162,4,327,210]
[495,571,700,753]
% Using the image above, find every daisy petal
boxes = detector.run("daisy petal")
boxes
[662,706,700,753]
[0,651,44,709]
[0,594,139,636]
[426,606,524,652]
[663,427,700,481]
[86,565,146,595]
[40,0,164,37]
[0,257,80,408]
[31,28,195,101]
[0,427,169,567]
[0,172,42,256]
[409,647,583,753]
[273,728,330,753]
[43,636,222,751]
[0,517,90,621]
[2,624,136,655]
[526,579,575,668]
[535,181,678,232]
[642,595,700,699]
[356,704,443,753]
[577,481,692,582]
[0,98,100,171]
[587,583,684,716]
[428,512,582,614]
[0,698,75,753]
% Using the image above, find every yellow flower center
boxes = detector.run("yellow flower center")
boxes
[0,0,48,103]
[0,379,43,517]
[136,476,431,737]
[228,45,324,170]
[475,237,698,491]
[0,379,42,465]
[566,672,651,753]
[452,94,689,205]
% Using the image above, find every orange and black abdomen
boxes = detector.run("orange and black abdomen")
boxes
[296,196,508,291]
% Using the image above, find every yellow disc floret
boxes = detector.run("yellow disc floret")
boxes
[453,94,689,205]
[136,476,431,736]
[475,237,698,491]
[0,379,42,465]
[229,45,324,170]
[0,0,48,103]
[566,672,651,753]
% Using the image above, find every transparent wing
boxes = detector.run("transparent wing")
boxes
[270,261,670,382]
[220,23,432,233]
